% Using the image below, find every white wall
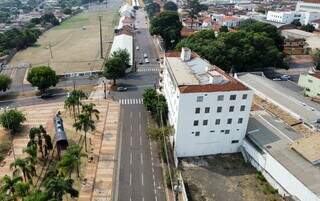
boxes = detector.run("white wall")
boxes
[243,140,320,201]
[173,90,253,157]
[296,1,320,12]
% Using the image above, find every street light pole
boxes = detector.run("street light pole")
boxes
[103,81,106,99]
[99,15,103,59]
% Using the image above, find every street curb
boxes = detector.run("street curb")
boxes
[112,106,123,201]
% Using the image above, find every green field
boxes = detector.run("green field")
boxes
[9,4,120,75]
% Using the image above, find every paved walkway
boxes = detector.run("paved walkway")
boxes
[79,81,120,201]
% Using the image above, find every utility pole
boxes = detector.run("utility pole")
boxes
[49,42,53,59]
[99,15,103,59]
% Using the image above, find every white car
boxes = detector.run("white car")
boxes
[280,74,291,80]
[144,58,150,63]
[136,46,139,50]
[143,53,148,58]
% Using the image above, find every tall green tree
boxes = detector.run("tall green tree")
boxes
[185,0,208,29]
[27,66,59,93]
[0,109,26,159]
[0,75,12,92]
[145,2,160,17]
[81,103,99,121]
[73,113,96,152]
[0,175,23,197]
[163,1,178,11]
[10,158,35,183]
[57,144,85,178]
[0,109,26,134]
[301,23,315,32]
[43,175,78,201]
[239,19,284,50]
[150,11,182,49]
[103,49,130,85]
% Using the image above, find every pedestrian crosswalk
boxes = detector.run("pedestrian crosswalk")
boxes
[137,68,160,72]
[118,98,144,105]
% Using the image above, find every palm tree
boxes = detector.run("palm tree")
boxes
[23,145,37,177]
[43,176,79,201]
[0,175,23,196]
[42,133,53,160]
[10,158,34,184]
[57,144,85,178]
[73,113,95,152]
[81,103,99,121]
[64,96,77,121]
[71,89,87,114]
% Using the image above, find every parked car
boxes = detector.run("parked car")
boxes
[139,59,143,65]
[136,46,139,50]
[143,53,148,58]
[117,87,128,92]
[144,58,150,63]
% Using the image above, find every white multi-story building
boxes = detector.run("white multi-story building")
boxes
[296,0,320,12]
[160,48,253,157]
[266,10,320,25]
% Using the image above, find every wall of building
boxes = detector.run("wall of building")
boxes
[298,73,320,97]
[296,1,320,12]
[172,90,253,157]
[243,140,320,201]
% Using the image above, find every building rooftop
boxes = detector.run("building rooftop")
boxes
[165,49,248,93]
[247,111,320,196]
[282,29,314,39]
[236,73,320,129]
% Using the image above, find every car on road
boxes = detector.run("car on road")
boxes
[144,58,150,63]
[143,53,148,58]
[281,74,291,80]
[40,93,54,99]
[136,46,140,50]
[117,87,128,92]
[139,59,143,65]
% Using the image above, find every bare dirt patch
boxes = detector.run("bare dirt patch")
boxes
[181,153,284,201]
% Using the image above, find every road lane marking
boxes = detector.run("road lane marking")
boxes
[140,153,143,165]
[139,123,141,132]
[130,125,133,132]
[155,196,158,201]
[139,112,141,119]
[130,172,132,186]
[130,111,133,118]
[140,135,142,146]
[141,172,144,186]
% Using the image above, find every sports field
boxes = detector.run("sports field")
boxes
[9,2,120,75]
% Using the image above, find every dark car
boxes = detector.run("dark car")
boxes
[40,93,54,99]
[117,87,128,92]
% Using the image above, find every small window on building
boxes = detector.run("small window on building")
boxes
[240,105,245,111]
[217,95,224,101]
[231,140,239,144]
[195,131,200,136]
[225,129,230,134]
[195,108,200,114]
[203,120,208,126]
[217,106,222,113]
[220,130,224,133]
[227,118,232,124]
[242,94,248,99]
[215,119,220,125]
[210,130,215,133]
[197,96,203,102]
[193,120,199,126]
[229,106,234,112]
[230,94,236,100]
[204,107,210,113]
[238,118,243,124]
